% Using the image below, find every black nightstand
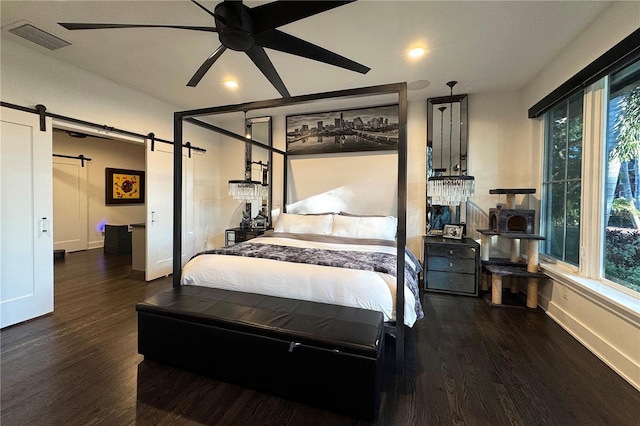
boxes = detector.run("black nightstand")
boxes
[423,236,479,296]
[225,227,271,245]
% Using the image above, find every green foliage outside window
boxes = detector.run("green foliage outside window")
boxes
[605,63,640,292]
[543,94,583,265]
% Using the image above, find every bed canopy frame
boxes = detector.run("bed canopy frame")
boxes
[172,82,408,369]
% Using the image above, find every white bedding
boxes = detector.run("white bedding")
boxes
[181,235,419,327]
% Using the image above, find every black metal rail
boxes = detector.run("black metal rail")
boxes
[1,101,206,154]
[52,153,92,167]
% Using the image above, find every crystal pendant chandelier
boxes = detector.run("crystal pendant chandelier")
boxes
[427,81,475,205]
[228,179,262,202]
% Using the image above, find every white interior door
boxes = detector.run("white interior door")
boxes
[52,156,88,252]
[1,107,54,328]
[145,142,193,281]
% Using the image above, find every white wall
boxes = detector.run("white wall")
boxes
[53,132,146,249]
[520,1,640,390]
[1,38,220,262]
[206,95,521,260]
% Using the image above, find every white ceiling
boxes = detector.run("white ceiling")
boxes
[1,1,611,110]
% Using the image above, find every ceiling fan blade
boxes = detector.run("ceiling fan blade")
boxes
[245,46,290,98]
[59,23,218,32]
[256,30,370,74]
[251,1,354,34]
[190,0,217,19]
[187,45,228,87]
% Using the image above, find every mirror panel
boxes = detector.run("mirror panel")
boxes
[426,94,469,234]
[247,117,273,227]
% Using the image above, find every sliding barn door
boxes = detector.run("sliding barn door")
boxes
[145,142,193,281]
[1,107,54,328]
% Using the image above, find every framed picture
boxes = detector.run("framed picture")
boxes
[105,168,145,205]
[443,224,463,240]
[286,104,399,155]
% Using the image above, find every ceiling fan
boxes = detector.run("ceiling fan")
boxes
[59,0,370,97]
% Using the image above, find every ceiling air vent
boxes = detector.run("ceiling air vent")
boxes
[8,23,71,51]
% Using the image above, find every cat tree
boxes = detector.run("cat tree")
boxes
[477,188,546,308]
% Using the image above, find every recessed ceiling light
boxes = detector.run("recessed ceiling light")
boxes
[224,80,238,88]
[408,47,425,58]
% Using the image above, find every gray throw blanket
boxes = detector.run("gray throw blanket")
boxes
[194,242,424,321]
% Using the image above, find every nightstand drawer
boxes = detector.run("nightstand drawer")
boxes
[427,256,476,274]
[427,245,476,259]
[426,271,476,294]
[423,236,480,296]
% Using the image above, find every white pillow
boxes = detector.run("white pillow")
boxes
[330,214,397,241]
[273,213,334,235]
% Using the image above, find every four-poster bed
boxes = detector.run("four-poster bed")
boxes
[175,82,412,349]
[136,83,417,419]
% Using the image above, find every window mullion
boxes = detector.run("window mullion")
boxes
[580,78,606,279]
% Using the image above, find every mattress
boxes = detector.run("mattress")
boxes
[181,232,423,327]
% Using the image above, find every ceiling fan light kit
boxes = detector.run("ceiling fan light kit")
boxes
[59,0,370,98]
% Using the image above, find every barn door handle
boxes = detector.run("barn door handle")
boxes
[40,217,49,234]
[151,211,156,223]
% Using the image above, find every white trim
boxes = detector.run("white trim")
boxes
[541,262,640,391]
[541,262,639,324]
[580,79,606,279]
[88,241,103,250]
[545,299,640,391]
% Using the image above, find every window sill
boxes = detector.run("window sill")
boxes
[540,262,640,323]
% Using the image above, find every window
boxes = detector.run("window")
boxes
[541,58,640,295]
[542,93,583,265]
[604,60,640,292]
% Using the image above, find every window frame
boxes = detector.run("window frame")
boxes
[541,76,640,299]
[541,92,585,267]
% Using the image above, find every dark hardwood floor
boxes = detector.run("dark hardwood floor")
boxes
[1,249,638,425]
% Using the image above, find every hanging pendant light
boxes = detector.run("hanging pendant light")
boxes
[228,179,262,202]
[427,81,474,205]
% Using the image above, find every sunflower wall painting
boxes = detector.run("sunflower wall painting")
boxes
[105,168,145,205]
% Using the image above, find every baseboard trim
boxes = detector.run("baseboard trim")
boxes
[545,301,640,391]
[88,241,103,250]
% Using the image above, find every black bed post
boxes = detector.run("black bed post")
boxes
[396,83,407,373]
[173,112,184,288]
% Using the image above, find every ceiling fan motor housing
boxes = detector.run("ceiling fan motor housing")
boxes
[215,2,254,51]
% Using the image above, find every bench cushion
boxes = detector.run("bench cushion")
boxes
[136,286,385,420]
[136,285,383,358]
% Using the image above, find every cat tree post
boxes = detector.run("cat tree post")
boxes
[480,233,491,291]
[526,239,540,308]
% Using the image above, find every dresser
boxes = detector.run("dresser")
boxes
[423,236,479,296]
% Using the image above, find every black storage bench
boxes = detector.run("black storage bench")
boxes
[136,286,385,420]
